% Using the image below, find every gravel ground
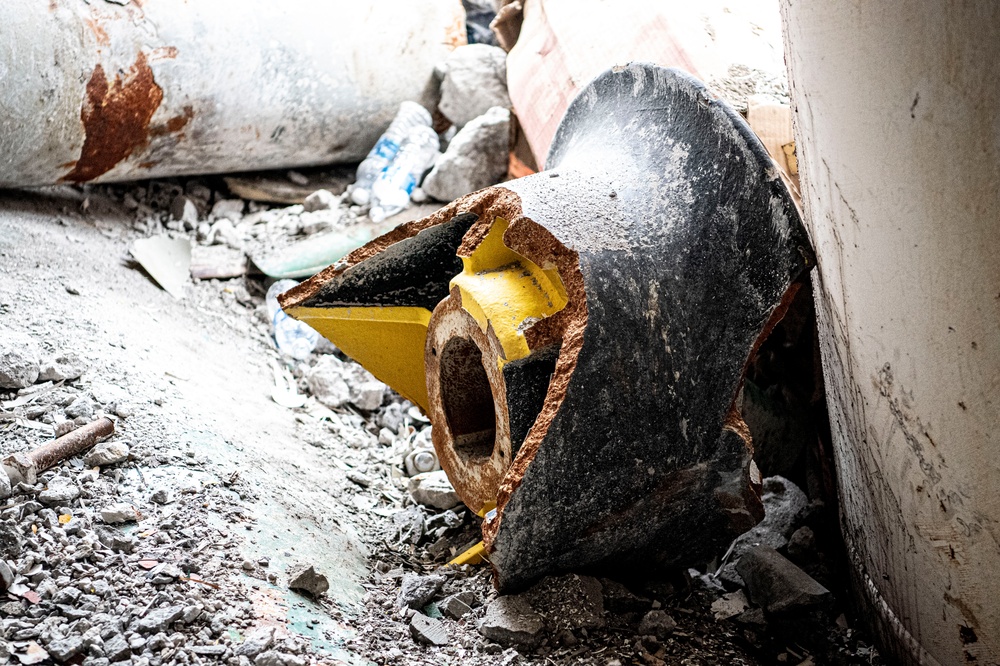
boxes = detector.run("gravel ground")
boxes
[0,178,883,666]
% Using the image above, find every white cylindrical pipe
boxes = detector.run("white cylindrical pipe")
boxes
[0,0,465,186]
[781,2,1000,663]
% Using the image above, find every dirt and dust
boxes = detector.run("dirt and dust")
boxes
[0,178,881,666]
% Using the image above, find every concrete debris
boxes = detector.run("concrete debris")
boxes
[150,486,176,504]
[236,626,276,658]
[408,470,461,510]
[303,189,339,212]
[45,635,84,662]
[523,574,605,633]
[439,593,473,619]
[479,595,545,648]
[711,590,750,621]
[0,330,40,389]
[255,651,307,666]
[83,440,130,467]
[397,573,447,610]
[0,559,14,592]
[638,610,677,637]
[422,106,511,202]
[38,476,80,505]
[137,604,185,633]
[0,470,12,501]
[287,563,330,596]
[170,195,200,226]
[437,44,511,128]
[101,502,137,523]
[410,612,450,646]
[211,199,246,221]
[63,395,95,419]
[787,525,817,561]
[37,352,88,382]
[306,356,386,410]
[735,546,833,615]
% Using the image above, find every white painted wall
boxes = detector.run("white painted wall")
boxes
[781,3,1000,663]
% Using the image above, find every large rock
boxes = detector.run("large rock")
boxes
[0,330,40,389]
[422,107,510,202]
[408,471,461,510]
[478,595,544,648]
[735,546,833,615]
[438,44,511,128]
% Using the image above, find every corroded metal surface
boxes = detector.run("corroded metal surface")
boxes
[283,64,812,591]
[0,0,465,187]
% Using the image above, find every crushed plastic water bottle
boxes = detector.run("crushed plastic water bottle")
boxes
[266,279,320,360]
[369,125,440,223]
[351,101,433,206]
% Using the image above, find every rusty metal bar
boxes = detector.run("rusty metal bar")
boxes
[3,417,115,485]
[0,0,465,187]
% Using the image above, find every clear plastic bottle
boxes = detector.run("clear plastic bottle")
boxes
[265,279,320,360]
[369,125,440,222]
[350,101,433,206]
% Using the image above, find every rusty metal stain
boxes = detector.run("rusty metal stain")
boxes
[148,46,179,63]
[151,105,194,137]
[62,52,164,183]
[84,18,110,46]
[444,12,468,49]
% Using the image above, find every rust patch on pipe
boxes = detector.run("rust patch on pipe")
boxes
[151,105,194,137]
[61,52,164,183]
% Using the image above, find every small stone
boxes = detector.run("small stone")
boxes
[408,471,460,510]
[149,487,175,505]
[735,546,833,614]
[242,559,255,571]
[345,470,371,488]
[191,645,227,656]
[0,520,20,556]
[46,635,84,662]
[94,525,136,553]
[638,610,677,637]
[101,503,136,524]
[438,44,511,128]
[136,605,185,633]
[0,330,40,389]
[211,199,245,221]
[302,190,338,212]
[38,352,88,382]
[38,477,80,505]
[235,626,274,658]
[478,596,545,648]
[439,594,472,619]
[64,396,96,420]
[397,573,446,610]
[170,195,199,225]
[409,613,449,646]
[0,559,14,592]
[103,632,131,662]
[786,526,816,561]
[286,564,329,597]
[305,357,351,409]
[0,470,11,500]
[422,107,510,202]
[255,651,304,666]
[83,441,130,467]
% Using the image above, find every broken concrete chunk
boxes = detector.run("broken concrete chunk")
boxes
[638,610,677,637]
[211,199,245,221]
[236,626,275,658]
[397,573,447,610]
[94,525,136,553]
[711,590,750,621]
[137,605,185,633]
[438,44,511,128]
[170,195,199,226]
[0,330,40,389]
[83,441,130,467]
[0,471,13,501]
[101,503,137,524]
[735,546,833,615]
[102,632,131,662]
[45,635,84,662]
[38,477,80,505]
[408,471,461,510]
[440,594,473,619]
[38,352,88,382]
[422,107,510,202]
[479,596,545,648]
[303,189,338,212]
[287,563,329,596]
[787,525,816,561]
[305,356,351,409]
[410,613,450,646]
